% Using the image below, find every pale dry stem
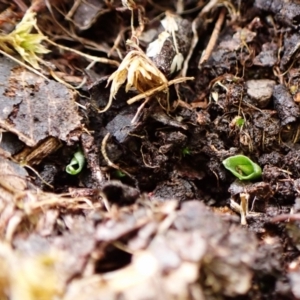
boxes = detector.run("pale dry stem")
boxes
[46,38,120,67]
[0,49,48,80]
[127,76,194,104]
[199,7,227,65]
[101,133,137,185]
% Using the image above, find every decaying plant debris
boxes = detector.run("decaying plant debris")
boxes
[2,0,300,299]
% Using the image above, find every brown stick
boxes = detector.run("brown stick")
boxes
[127,76,194,105]
[199,8,227,66]
[271,213,300,223]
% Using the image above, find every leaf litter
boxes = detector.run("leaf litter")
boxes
[1,0,300,299]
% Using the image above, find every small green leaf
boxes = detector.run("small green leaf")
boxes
[235,117,245,127]
[235,164,253,175]
[222,155,262,180]
[114,170,126,178]
[66,150,85,175]
[182,147,191,157]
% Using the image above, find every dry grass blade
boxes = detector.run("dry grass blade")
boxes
[46,38,120,67]
[127,76,194,104]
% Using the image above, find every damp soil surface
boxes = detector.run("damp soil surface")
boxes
[1,0,300,299]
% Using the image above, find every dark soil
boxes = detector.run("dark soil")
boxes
[1,0,300,299]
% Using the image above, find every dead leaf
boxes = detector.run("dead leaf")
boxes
[0,56,82,147]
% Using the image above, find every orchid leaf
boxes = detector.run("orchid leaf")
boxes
[66,150,85,175]
[222,155,262,180]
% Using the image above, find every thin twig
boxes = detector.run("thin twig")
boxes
[0,49,48,80]
[271,213,300,223]
[131,97,151,124]
[44,0,112,54]
[23,164,54,189]
[201,0,219,15]
[108,27,128,58]
[199,8,227,66]
[13,0,28,12]
[46,38,120,67]
[101,133,137,186]
[127,76,194,105]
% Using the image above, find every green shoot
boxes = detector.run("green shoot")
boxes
[222,155,262,180]
[231,116,245,128]
[182,147,191,157]
[235,116,245,127]
[114,170,126,178]
[66,150,85,175]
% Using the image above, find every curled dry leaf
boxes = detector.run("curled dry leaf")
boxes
[146,31,171,58]
[146,12,192,77]
[170,52,184,74]
[161,12,179,33]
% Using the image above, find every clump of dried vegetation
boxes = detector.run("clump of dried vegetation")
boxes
[0,9,49,69]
